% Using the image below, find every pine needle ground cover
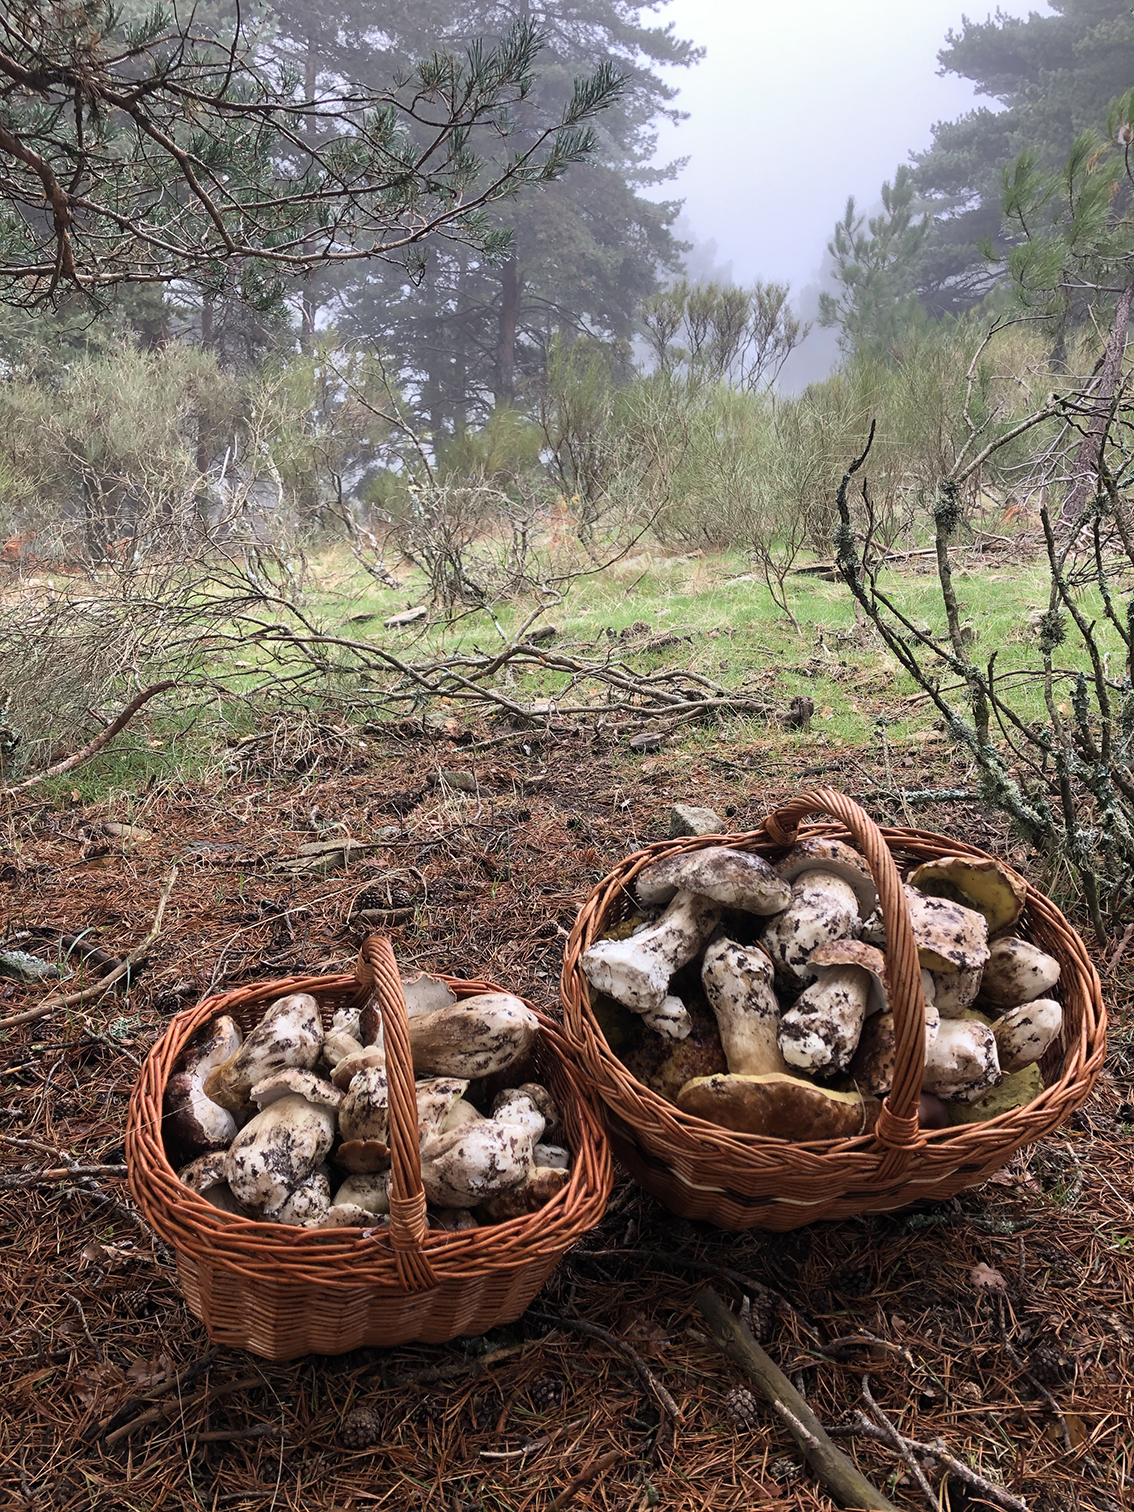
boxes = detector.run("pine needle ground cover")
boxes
[2,714,1132,1512]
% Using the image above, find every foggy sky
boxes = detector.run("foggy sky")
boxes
[652,0,1051,298]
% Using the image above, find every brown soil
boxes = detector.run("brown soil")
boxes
[2,724,1131,1512]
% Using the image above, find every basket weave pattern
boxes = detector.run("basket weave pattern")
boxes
[561,789,1106,1231]
[128,936,612,1358]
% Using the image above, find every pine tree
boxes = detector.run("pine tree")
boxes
[323,0,699,433]
[912,0,1134,315]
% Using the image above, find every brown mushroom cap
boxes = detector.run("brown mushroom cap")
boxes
[635,846,791,914]
[908,855,1026,935]
[335,1138,391,1173]
[331,1044,386,1091]
[776,838,878,916]
[677,1072,880,1140]
[808,937,888,1017]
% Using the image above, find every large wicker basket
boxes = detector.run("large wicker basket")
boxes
[561,788,1106,1231]
[128,935,612,1359]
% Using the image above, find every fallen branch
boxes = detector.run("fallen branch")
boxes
[1,680,176,796]
[530,1311,683,1424]
[548,1449,623,1510]
[829,1418,1029,1512]
[88,1350,221,1441]
[694,1288,899,1512]
[103,1374,264,1447]
[0,865,177,1030]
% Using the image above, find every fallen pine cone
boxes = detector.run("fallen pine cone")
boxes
[529,1374,567,1412]
[723,1385,757,1430]
[339,1404,382,1449]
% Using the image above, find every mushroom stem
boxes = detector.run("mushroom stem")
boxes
[581,891,721,1017]
[701,938,788,1076]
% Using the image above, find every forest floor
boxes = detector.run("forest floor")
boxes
[1,545,1132,1512]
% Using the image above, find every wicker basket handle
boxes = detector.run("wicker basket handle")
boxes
[354,935,439,1291]
[764,788,926,1153]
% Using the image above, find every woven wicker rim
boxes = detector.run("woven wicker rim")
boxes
[561,787,1106,1160]
[128,936,612,1291]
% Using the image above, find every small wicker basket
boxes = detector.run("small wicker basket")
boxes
[128,935,612,1359]
[560,788,1106,1232]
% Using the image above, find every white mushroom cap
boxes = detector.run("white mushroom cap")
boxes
[312,1202,385,1228]
[903,886,990,974]
[776,838,878,917]
[993,999,1062,1073]
[431,1208,479,1230]
[922,1018,1001,1103]
[267,1167,331,1226]
[701,937,788,1076]
[762,871,860,984]
[635,846,791,914]
[321,1027,364,1073]
[330,1003,362,1040]
[927,963,983,1018]
[333,1170,391,1215]
[492,1083,560,1140]
[533,1143,571,1170]
[224,1092,337,1214]
[476,1165,570,1220]
[203,993,323,1113]
[419,1120,535,1209]
[409,994,540,1077]
[339,1062,389,1143]
[980,937,1061,1007]
[581,891,721,1017]
[179,1151,229,1194]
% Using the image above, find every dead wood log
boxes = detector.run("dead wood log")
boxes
[695,1288,900,1512]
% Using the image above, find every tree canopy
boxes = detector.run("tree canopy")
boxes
[0,1,621,305]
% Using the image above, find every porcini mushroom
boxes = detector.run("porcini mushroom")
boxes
[476,1165,570,1220]
[164,1016,242,1156]
[224,1070,339,1215]
[776,837,879,917]
[178,1151,247,1214]
[491,1084,559,1142]
[533,1143,571,1170]
[269,1166,332,1226]
[333,1170,391,1215]
[418,1118,534,1209]
[908,855,1026,935]
[903,886,990,975]
[922,1017,1001,1103]
[926,963,983,1017]
[358,970,458,1043]
[635,846,791,914]
[701,937,788,1076]
[676,1072,880,1140]
[409,993,540,1077]
[980,937,1061,1008]
[581,891,721,1017]
[640,993,693,1040]
[777,939,887,1074]
[849,1002,941,1096]
[204,993,323,1113]
[993,999,1062,1073]
[762,872,861,984]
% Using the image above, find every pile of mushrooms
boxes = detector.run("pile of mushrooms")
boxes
[164,972,572,1228]
[581,842,1064,1140]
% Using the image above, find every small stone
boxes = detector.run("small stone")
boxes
[432,769,477,794]
[384,606,428,628]
[723,1385,757,1430]
[668,803,724,838]
[340,1404,383,1449]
